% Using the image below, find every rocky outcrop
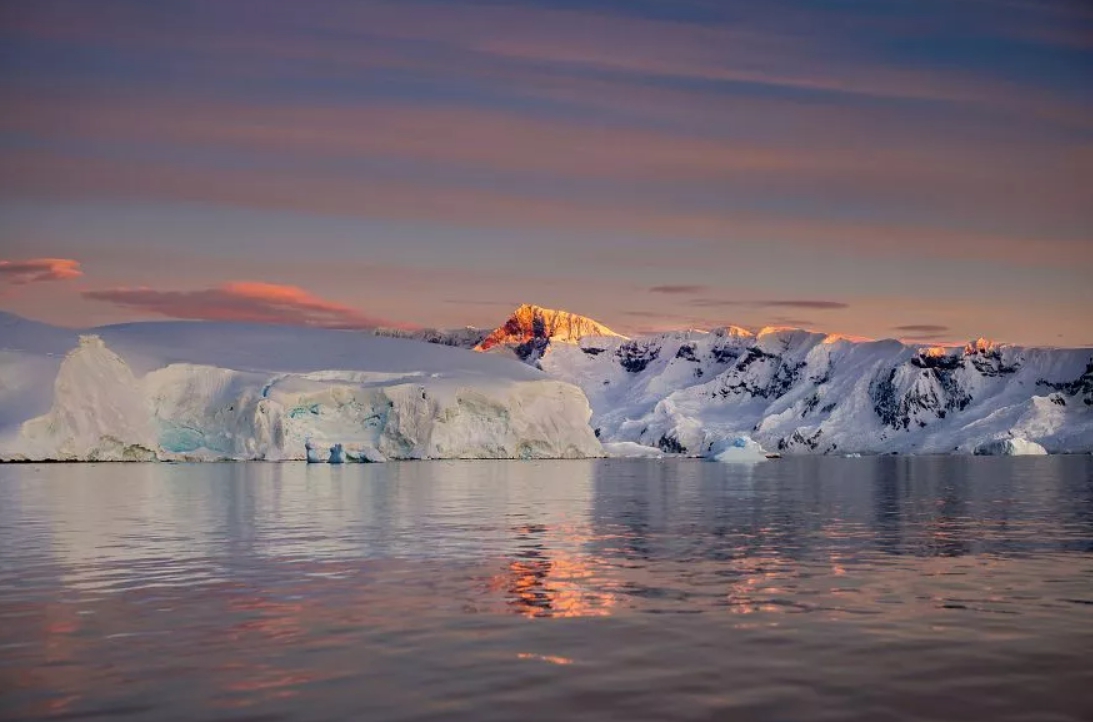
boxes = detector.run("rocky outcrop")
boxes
[475,304,625,360]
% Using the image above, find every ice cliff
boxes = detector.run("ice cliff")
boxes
[0,315,603,462]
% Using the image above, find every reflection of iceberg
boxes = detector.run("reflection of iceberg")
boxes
[28,464,230,591]
[28,460,607,570]
[492,523,615,618]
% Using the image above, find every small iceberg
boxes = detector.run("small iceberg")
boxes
[973,438,1048,456]
[710,436,767,464]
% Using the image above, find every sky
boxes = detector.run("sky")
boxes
[0,0,1090,346]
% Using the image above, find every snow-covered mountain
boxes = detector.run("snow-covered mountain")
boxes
[0,313,602,462]
[523,319,1093,455]
[475,304,626,362]
[2,306,1089,460]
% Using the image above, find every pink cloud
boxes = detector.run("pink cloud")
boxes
[0,258,83,284]
[82,281,410,330]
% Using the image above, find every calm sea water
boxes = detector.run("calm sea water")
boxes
[1,457,1092,722]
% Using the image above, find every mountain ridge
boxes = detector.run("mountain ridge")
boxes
[1,308,1090,455]
[473,303,626,362]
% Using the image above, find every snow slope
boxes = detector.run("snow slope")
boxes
[530,323,1093,455]
[0,313,602,461]
[372,325,487,349]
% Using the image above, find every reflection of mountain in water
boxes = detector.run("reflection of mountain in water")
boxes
[586,457,1093,566]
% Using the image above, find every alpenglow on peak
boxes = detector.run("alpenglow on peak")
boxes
[475,304,626,354]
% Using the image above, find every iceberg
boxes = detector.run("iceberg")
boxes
[0,315,603,462]
[710,436,768,463]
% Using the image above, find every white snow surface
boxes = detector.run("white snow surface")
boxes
[534,326,1093,455]
[0,313,603,461]
[601,441,668,458]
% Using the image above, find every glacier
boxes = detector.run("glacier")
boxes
[0,314,603,462]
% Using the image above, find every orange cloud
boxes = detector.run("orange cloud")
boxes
[82,281,408,329]
[0,258,83,284]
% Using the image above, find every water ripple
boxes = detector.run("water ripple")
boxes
[1,457,1092,721]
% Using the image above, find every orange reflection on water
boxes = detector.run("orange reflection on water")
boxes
[215,661,315,708]
[725,556,792,615]
[226,595,308,642]
[492,525,616,618]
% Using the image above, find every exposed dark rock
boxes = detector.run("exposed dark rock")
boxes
[514,337,550,362]
[657,434,686,454]
[710,344,741,364]
[714,349,806,401]
[872,363,972,431]
[778,428,823,451]
[965,345,1021,376]
[738,346,778,372]
[617,340,661,373]
[1037,358,1093,406]
[911,352,963,371]
[675,343,699,362]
